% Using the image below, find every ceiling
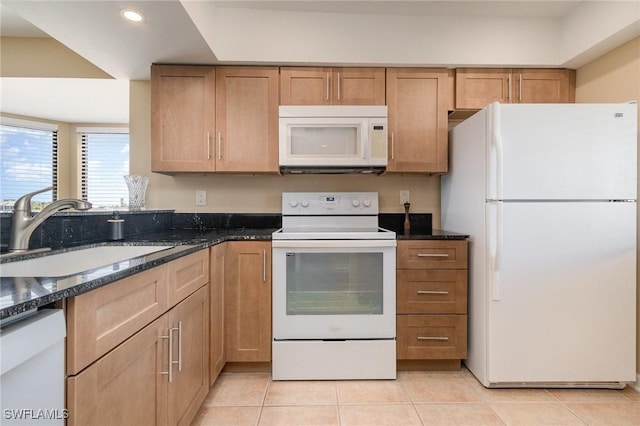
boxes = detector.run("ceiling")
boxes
[1,1,639,124]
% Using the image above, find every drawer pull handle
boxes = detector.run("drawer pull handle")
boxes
[417,253,449,258]
[417,290,449,295]
[417,336,449,341]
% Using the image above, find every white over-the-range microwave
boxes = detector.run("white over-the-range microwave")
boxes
[278,105,388,174]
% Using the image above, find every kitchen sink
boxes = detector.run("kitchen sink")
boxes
[0,245,173,277]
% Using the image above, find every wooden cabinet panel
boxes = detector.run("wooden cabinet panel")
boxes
[167,286,210,426]
[386,68,448,173]
[455,68,575,109]
[209,243,227,385]
[215,67,279,172]
[397,240,468,270]
[517,69,575,103]
[67,314,168,426]
[397,315,467,359]
[167,249,210,306]
[455,68,511,109]
[397,269,467,314]
[151,65,216,172]
[225,241,271,362]
[66,265,169,375]
[280,67,385,105]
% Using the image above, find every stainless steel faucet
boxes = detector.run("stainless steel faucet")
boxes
[8,186,92,253]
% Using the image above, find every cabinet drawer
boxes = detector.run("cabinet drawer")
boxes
[66,265,169,375]
[397,315,467,360]
[397,240,467,269]
[168,249,210,306]
[397,269,467,314]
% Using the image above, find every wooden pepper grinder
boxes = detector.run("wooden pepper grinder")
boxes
[403,202,411,235]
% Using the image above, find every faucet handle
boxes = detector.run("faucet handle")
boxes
[13,186,53,212]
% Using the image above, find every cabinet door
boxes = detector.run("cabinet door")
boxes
[455,68,511,109]
[386,68,448,173]
[167,286,210,426]
[151,65,216,172]
[209,243,227,385]
[215,67,279,172]
[67,315,169,426]
[332,67,386,105]
[515,69,575,103]
[225,241,271,362]
[280,67,333,105]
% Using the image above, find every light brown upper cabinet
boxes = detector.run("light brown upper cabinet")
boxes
[386,68,448,173]
[455,68,575,110]
[151,65,216,172]
[280,67,386,105]
[151,65,279,173]
[215,67,279,172]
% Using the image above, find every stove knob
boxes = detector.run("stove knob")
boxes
[363,199,372,207]
[301,200,309,207]
[289,200,298,207]
[352,199,360,207]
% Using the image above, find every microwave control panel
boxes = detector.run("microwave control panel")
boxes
[369,123,387,159]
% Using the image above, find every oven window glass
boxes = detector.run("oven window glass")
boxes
[290,127,359,156]
[285,252,383,315]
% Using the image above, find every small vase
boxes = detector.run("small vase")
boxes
[124,175,149,211]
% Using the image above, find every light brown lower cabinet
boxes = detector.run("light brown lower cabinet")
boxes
[209,242,226,385]
[396,240,468,370]
[67,285,209,426]
[224,241,272,362]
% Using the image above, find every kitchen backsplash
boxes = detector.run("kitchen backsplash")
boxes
[0,211,432,252]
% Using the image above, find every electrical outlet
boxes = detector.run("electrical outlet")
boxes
[195,190,207,206]
[400,190,410,205]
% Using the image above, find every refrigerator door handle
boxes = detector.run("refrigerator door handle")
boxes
[488,201,502,301]
[487,103,504,201]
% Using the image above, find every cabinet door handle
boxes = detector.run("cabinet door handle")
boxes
[174,321,183,372]
[326,73,330,101]
[391,132,395,160]
[417,336,449,341]
[518,73,523,102]
[207,132,211,160]
[263,249,266,282]
[160,330,174,382]
[217,132,222,160]
[337,72,341,100]
[417,253,449,258]
[417,290,449,295]
[508,74,512,103]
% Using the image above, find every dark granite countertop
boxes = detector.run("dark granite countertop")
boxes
[0,220,466,321]
[0,228,276,320]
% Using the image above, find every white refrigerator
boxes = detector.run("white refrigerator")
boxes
[441,102,637,388]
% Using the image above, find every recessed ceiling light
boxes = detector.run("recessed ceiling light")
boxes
[120,8,145,23]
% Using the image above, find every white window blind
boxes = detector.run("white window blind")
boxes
[0,122,58,211]
[80,132,129,209]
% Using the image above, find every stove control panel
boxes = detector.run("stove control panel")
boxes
[282,192,379,215]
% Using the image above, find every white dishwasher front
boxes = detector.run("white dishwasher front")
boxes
[1,309,66,425]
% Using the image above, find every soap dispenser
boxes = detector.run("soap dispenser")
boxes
[108,212,125,241]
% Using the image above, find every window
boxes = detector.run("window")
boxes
[0,118,58,211]
[79,129,129,210]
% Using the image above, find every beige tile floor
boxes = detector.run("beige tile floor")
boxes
[192,368,640,426]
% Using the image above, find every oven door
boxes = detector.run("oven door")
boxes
[272,239,396,340]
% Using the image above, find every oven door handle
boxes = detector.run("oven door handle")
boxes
[272,240,397,248]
